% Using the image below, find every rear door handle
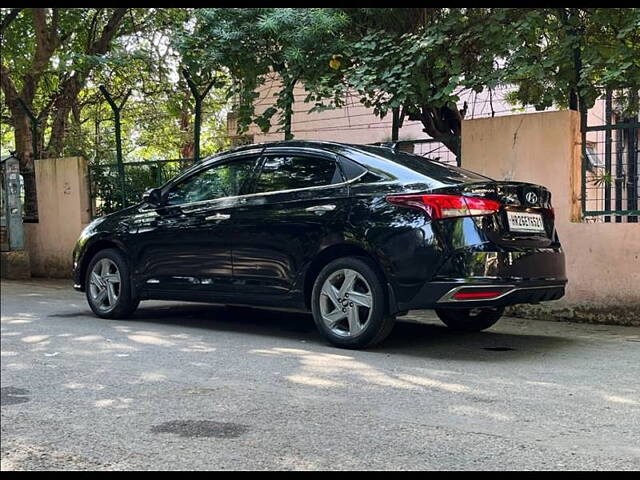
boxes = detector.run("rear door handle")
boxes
[205,213,231,221]
[305,204,336,213]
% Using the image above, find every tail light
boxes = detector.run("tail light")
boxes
[385,194,502,220]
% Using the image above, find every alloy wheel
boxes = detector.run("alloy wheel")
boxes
[89,258,121,313]
[319,268,373,337]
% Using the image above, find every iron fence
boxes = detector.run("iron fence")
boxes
[88,158,194,218]
[374,135,461,167]
[582,90,639,223]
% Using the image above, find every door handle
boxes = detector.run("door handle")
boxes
[305,204,336,213]
[205,213,231,221]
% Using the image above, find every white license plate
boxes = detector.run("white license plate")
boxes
[507,211,545,233]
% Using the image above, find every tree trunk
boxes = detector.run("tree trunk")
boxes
[407,104,464,155]
[282,80,296,141]
[46,8,128,157]
[47,75,83,157]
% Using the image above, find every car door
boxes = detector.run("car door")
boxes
[230,149,352,305]
[130,154,260,299]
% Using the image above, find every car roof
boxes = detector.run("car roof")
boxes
[193,139,487,187]
[203,140,401,168]
[209,139,383,157]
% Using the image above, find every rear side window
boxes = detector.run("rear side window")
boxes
[253,155,344,194]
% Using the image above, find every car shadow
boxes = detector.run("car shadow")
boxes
[110,302,577,361]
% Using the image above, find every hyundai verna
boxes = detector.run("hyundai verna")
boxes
[73,141,567,348]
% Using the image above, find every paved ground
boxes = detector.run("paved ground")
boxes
[1,279,639,471]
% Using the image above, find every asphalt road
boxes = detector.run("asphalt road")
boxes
[1,279,639,471]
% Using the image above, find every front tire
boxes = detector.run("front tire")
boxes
[435,307,504,332]
[311,257,395,349]
[85,248,139,319]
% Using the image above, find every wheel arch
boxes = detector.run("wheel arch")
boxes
[303,242,397,313]
[78,238,130,292]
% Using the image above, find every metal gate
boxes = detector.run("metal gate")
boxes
[582,90,639,223]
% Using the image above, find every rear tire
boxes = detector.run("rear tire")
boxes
[435,307,504,332]
[311,256,395,349]
[85,248,139,319]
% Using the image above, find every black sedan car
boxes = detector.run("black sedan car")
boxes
[73,140,566,348]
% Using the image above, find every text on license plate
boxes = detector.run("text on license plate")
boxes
[507,211,545,233]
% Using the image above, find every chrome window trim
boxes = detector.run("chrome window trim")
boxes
[141,146,366,213]
[144,170,367,212]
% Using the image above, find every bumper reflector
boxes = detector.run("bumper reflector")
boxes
[452,291,504,300]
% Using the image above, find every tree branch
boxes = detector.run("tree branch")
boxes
[89,8,127,55]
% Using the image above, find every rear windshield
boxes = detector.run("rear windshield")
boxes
[355,145,493,184]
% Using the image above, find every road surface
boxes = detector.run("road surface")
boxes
[2,279,639,470]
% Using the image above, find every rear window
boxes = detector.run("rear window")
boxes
[355,145,492,184]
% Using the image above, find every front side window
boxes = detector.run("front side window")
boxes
[253,155,343,194]
[165,157,257,205]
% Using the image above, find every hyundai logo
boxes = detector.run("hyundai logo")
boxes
[525,191,538,204]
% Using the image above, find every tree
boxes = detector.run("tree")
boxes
[0,8,169,219]
[503,8,640,115]
[301,8,525,153]
[177,8,349,140]
[195,8,637,154]
[308,8,640,152]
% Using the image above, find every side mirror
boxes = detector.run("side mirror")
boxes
[141,187,162,206]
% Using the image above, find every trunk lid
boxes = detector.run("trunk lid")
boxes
[436,181,557,248]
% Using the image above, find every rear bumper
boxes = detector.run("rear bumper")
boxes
[395,279,566,311]
[392,247,567,312]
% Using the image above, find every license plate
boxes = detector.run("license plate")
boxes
[507,211,545,233]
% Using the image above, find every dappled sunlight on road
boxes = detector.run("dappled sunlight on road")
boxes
[603,394,639,406]
[127,333,175,347]
[395,374,475,394]
[1,314,33,324]
[21,335,50,344]
[286,375,344,388]
[63,382,106,391]
[179,345,217,353]
[72,335,105,342]
[249,346,493,398]
[449,405,514,422]
[94,397,134,409]
[139,372,168,382]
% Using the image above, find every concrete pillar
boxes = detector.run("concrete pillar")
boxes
[25,157,91,278]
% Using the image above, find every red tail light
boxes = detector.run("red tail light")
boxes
[385,194,502,220]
